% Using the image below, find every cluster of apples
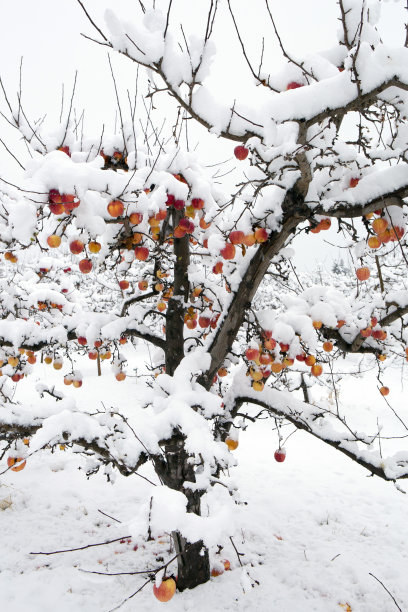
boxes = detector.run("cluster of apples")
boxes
[4,251,18,263]
[309,218,331,234]
[243,333,323,393]
[77,336,127,381]
[366,211,404,248]
[36,300,63,312]
[358,316,387,341]
[0,349,36,383]
[48,189,80,216]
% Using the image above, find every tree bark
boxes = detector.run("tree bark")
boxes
[157,434,210,590]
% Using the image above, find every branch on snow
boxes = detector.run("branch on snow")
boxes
[0,420,149,477]
[227,390,408,483]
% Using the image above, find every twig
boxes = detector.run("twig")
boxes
[30,536,131,556]
[369,572,402,611]
[229,536,244,567]
[98,509,122,523]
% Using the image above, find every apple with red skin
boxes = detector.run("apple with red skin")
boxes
[135,246,149,261]
[245,347,260,361]
[119,280,129,290]
[212,261,223,274]
[286,81,303,90]
[49,189,62,204]
[229,230,245,244]
[191,198,205,209]
[153,578,176,602]
[77,336,87,346]
[88,351,98,360]
[79,259,92,274]
[274,448,286,462]
[254,227,268,243]
[69,240,84,255]
[49,202,65,215]
[129,212,143,225]
[62,193,80,212]
[58,145,71,156]
[356,267,370,281]
[220,243,236,260]
[198,316,211,328]
[349,177,360,188]
[174,199,185,210]
[234,145,249,160]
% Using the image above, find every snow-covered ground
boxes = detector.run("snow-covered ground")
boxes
[1,347,407,612]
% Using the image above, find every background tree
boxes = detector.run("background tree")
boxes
[1,0,408,602]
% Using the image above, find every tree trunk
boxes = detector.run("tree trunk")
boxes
[157,434,210,590]
[172,532,210,591]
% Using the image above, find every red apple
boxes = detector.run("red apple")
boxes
[135,246,149,261]
[254,227,268,243]
[229,230,245,244]
[79,259,92,273]
[220,243,236,260]
[129,212,143,225]
[212,261,223,274]
[234,146,249,160]
[77,336,87,346]
[198,316,211,328]
[286,81,303,90]
[191,198,205,209]
[62,193,80,212]
[69,239,84,255]
[274,448,286,462]
[119,280,129,290]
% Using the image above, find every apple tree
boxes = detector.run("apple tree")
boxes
[1,0,408,599]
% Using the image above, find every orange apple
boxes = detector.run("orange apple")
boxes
[379,386,389,396]
[225,438,238,451]
[7,457,26,472]
[107,200,124,217]
[311,364,323,377]
[254,227,268,243]
[89,241,101,253]
[368,236,381,249]
[116,372,126,381]
[47,235,61,248]
[356,267,370,281]
[322,341,333,352]
[153,578,176,602]
[372,218,388,235]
